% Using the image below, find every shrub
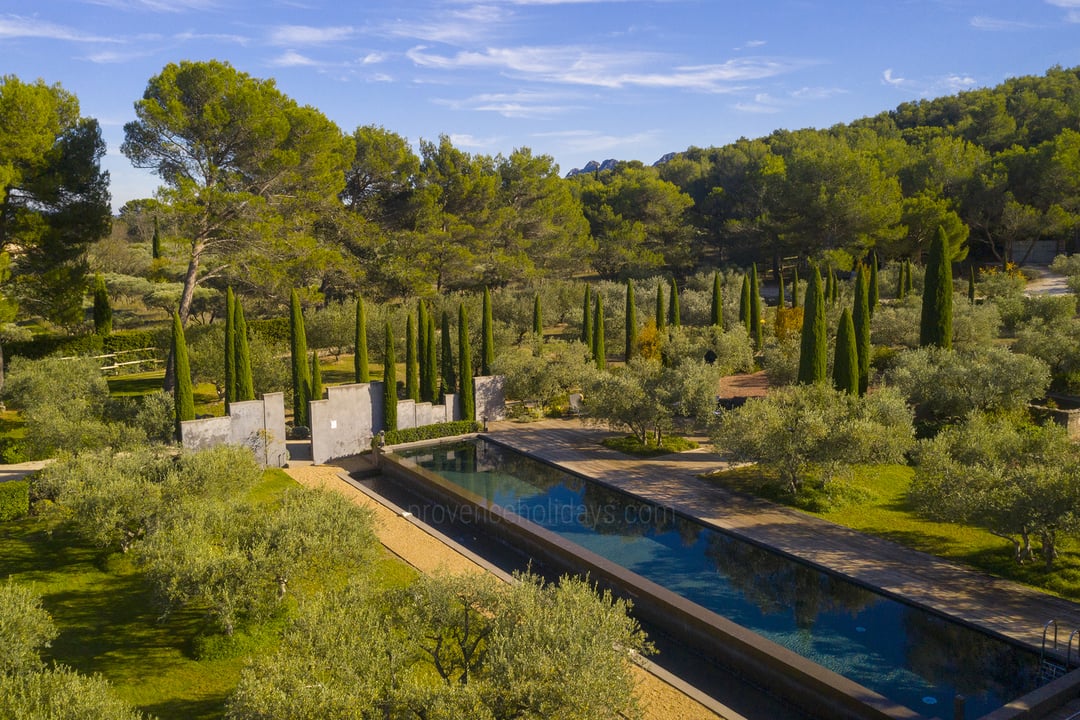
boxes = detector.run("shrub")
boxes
[0,481,29,521]
[383,420,480,446]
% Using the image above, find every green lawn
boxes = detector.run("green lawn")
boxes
[705,464,1080,600]
[0,470,416,720]
[107,370,222,416]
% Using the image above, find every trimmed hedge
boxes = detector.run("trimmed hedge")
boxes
[0,480,29,521]
[384,420,480,446]
[7,330,163,361]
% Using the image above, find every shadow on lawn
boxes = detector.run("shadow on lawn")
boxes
[141,695,231,720]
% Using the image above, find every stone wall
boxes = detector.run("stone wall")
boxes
[180,392,288,467]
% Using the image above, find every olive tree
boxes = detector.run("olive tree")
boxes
[0,580,57,676]
[493,338,596,415]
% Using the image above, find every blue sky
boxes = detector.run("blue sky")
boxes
[4,0,1079,211]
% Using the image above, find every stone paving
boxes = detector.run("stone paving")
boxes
[485,418,1080,655]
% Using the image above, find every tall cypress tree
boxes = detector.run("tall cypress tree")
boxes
[777,271,786,310]
[968,265,977,304]
[853,266,871,396]
[310,350,323,402]
[792,267,800,309]
[92,274,112,336]
[869,252,880,317]
[354,297,369,383]
[833,307,858,395]
[383,321,397,431]
[405,313,419,402]
[824,268,834,306]
[481,287,494,376]
[711,271,723,328]
[289,289,311,427]
[458,304,475,422]
[920,226,953,349]
[593,294,606,370]
[151,216,162,260]
[739,274,751,335]
[654,282,665,332]
[897,260,907,299]
[416,301,428,400]
[625,279,637,362]
[904,259,914,296]
[171,311,194,441]
[224,287,236,411]
[234,297,254,402]
[533,294,543,337]
[581,285,593,346]
[749,264,762,349]
[440,310,456,399]
[668,277,681,327]
[425,311,438,403]
[797,267,827,384]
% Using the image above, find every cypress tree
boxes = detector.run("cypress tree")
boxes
[234,297,254,402]
[797,267,827,384]
[749,264,762,349]
[310,349,323,402]
[869,252,880,317]
[92,274,112,336]
[654,282,665,332]
[852,267,871,396]
[151,216,161,260]
[383,321,397,431]
[896,260,907,299]
[533,294,543,337]
[289,289,311,427]
[710,271,723,328]
[416,301,428,400]
[920,226,953,349]
[968,265,977,304]
[904,259,914,295]
[593,294,606,370]
[824,268,834,306]
[792,267,800,309]
[171,311,194,441]
[458,304,475,422]
[440,311,456,399]
[833,307,858,395]
[224,287,236,412]
[481,287,494,376]
[668,277,681,327]
[354,297,369,383]
[405,313,419,402]
[625,279,637,362]
[777,271,786,310]
[425,311,438,403]
[739,274,751,334]
[581,285,593,346]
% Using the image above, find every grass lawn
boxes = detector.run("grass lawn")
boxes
[705,464,1080,600]
[602,435,699,457]
[107,370,223,416]
[0,469,416,720]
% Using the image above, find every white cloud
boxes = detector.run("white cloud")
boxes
[882,68,907,87]
[361,52,387,64]
[377,5,512,44]
[1046,0,1080,21]
[174,31,250,45]
[435,90,580,117]
[938,73,977,92]
[449,133,500,149]
[82,49,154,63]
[791,86,846,100]
[735,93,782,114]
[970,16,1037,31]
[0,14,119,42]
[268,50,322,67]
[82,0,221,12]
[269,25,355,46]
[532,128,659,155]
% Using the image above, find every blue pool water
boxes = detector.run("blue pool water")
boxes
[398,438,1040,719]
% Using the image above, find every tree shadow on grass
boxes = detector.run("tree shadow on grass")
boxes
[140,695,231,720]
[856,526,965,558]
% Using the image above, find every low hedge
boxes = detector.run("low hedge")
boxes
[384,420,480,446]
[7,330,163,361]
[0,480,29,521]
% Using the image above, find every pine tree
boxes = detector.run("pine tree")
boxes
[853,266,871,396]
[739,274,751,334]
[581,285,593,346]
[797,267,827,384]
[968,265,977,304]
[383,321,397,431]
[792,267,801,309]
[459,304,475,422]
[310,349,323,402]
[833,307,858,395]
[289,289,311,427]
[405,313,419,402]
[533,294,543,337]
[354,297,369,383]
[425,311,438,403]
[920,226,953,349]
[869,252,880,317]
[440,311,456,399]
[92,274,112,336]
[749,264,762,349]
[234,297,254,402]
[151,216,161,260]
[668,277,680,327]
[625,279,637,362]
[654,282,665,332]
[711,271,723,328]
[224,287,236,412]
[481,288,494,376]
[416,300,428,401]
[171,311,194,441]
[593,294,606,370]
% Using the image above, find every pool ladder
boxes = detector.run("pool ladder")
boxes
[1040,620,1080,684]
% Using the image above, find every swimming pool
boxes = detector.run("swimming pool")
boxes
[396,437,1041,719]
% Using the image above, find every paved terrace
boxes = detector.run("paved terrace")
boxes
[485,418,1080,655]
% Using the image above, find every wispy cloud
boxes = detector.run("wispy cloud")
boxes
[532,128,660,155]
[268,50,323,67]
[970,16,1037,31]
[734,93,783,114]
[82,0,221,12]
[938,73,977,92]
[1046,0,1080,22]
[361,52,388,64]
[882,68,907,87]
[174,31,250,45]
[268,25,355,46]
[449,133,500,149]
[0,14,119,42]
[81,49,154,63]
[375,5,512,44]
[435,90,581,117]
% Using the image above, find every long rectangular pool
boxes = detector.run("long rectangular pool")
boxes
[396,438,1041,720]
